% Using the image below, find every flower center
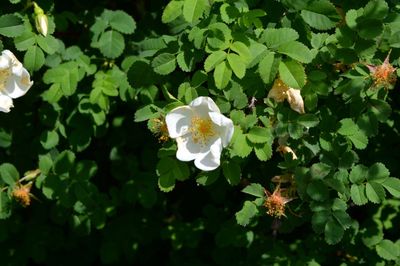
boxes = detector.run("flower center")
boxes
[190,116,216,145]
[0,68,11,92]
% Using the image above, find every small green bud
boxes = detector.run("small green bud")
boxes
[33,2,48,36]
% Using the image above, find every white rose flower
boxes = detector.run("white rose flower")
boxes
[0,50,33,113]
[166,96,234,171]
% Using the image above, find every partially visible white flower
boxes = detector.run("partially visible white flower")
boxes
[166,96,234,171]
[33,2,48,36]
[0,50,33,113]
[268,78,305,114]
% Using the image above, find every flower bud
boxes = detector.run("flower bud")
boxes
[33,2,48,36]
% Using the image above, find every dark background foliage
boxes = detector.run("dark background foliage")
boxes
[0,0,399,265]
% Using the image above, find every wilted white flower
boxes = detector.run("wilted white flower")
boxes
[166,96,234,171]
[268,78,305,114]
[0,50,33,113]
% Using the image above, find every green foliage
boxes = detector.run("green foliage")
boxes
[0,0,400,265]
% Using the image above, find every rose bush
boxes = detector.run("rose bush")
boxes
[0,0,400,265]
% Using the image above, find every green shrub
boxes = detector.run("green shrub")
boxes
[0,0,400,265]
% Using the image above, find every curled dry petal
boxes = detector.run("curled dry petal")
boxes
[286,88,305,114]
[277,145,298,160]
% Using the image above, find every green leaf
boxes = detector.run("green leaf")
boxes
[204,51,227,72]
[196,170,220,186]
[36,35,60,55]
[206,22,232,50]
[261,28,299,49]
[24,45,45,72]
[183,0,208,23]
[162,1,183,23]
[350,184,368,205]
[368,162,390,181]
[230,42,251,63]
[349,165,368,184]
[97,30,125,58]
[301,10,336,30]
[325,218,344,245]
[332,210,352,229]
[14,31,36,51]
[369,99,391,122]
[158,173,175,192]
[231,126,252,158]
[358,20,383,40]
[279,60,306,89]
[307,180,329,201]
[227,53,246,79]
[134,105,159,122]
[348,131,368,150]
[258,52,280,84]
[382,177,400,198]
[246,126,271,144]
[40,130,59,150]
[297,114,319,127]
[108,10,136,34]
[365,182,385,203]
[338,118,357,136]
[53,150,76,175]
[157,157,190,181]
[254,142,272,161]
[363,0,388,20]
[236,201,258,226]
[277,41,313,63]
[176,50,195,72]
[242,183,265,198]
[0,163,19,186]
[0,191,11,219]
[222,161,241,185]
[152,53,176,75]
[0,14,24,37]
[214,61,232,89]
[43,62,80,96]
[220,3,239,24]
[376,239,400,261]
[310,163,331,179]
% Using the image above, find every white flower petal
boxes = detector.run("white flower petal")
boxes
[176,136,201,162]
[209,112,234,147]
[190,96,220,114]
[194,138,222,171]
[0,55,10,69]
[4,70,33,99]
[0,95,13,113]
[165,106,194,138]
[287,88,305,114]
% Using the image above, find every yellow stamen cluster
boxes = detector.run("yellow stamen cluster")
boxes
[0,68,11,91]
[190,116,216,145]
[264,186,293,218]
[149,117,169,142]
[12,183,33,207]
[371,63,396,86]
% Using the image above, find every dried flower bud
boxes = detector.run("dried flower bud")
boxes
[148,116,170,142]
[12,182,33,207]
[268,78,305,114]
[33,2,48,36]
[367,52,397,88]
[264,185,293,218]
